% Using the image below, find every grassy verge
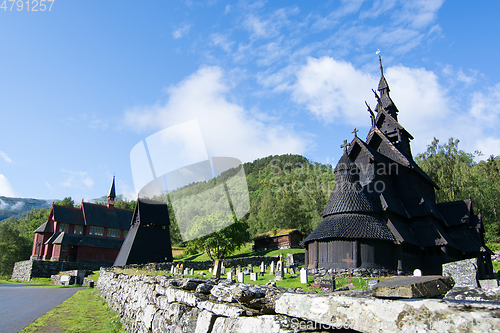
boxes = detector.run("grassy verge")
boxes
[20,288,124,333]
[0,277,53,285]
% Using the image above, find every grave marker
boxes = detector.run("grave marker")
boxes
[213,260,222,279]
[300,268,307,284]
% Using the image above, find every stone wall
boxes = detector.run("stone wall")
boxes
[11,259,113,281]
[98,267,500,333]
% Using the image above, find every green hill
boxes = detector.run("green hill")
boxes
[0,196,52,222]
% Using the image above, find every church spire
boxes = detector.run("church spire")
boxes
[107,175,116,211]
[375,56,398,121]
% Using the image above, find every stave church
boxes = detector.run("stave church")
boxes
[303,58,494,277]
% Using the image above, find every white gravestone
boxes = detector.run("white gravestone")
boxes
[300,268,308,284]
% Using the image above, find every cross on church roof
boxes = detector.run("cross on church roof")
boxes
[341,139,350,153]
[352,128,359,137]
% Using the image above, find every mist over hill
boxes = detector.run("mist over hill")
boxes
[0,196,52,222]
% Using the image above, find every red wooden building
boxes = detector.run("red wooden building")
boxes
[253,229,303,251]
[31,177,134,262]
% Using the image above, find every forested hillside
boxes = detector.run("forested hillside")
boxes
[0,196,51,222]
[416,138,500,242]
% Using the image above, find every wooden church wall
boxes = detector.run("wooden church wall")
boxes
[306,239,397,270]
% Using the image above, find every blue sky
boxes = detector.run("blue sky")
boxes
[1,0,499,202]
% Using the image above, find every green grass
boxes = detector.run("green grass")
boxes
[20,288,124,333]
[487,243,500,252]
[115,266,385,292]
[0,277,53,285]
[88,270,100,282]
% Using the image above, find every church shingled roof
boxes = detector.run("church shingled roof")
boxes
[303,213,396,245]
[322,152,382,216]
[53,205,84,225]
[81,202,133,229]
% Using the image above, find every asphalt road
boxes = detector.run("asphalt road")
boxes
[0,284,85,333]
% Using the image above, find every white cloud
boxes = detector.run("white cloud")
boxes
[211,33,233,52]
[383,65,452,152]
[397,0,445,29]
[291,56,377,125]
[60,168,94,189]
[224,4,230,14]
[242,7,298,39]
[0,151,12,164]
[173,24,192,39]
[11,201,24,210]
[124,66,308,163]
[0,174,16,197]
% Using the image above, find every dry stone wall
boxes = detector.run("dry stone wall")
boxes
[11,259,112,281]
[97,267,500,333]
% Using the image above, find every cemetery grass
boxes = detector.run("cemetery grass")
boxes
[20,288,124,333]
[114,267,379,292]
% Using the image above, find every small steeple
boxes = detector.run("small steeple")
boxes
[377,56,390,93]
[107,175,116,211]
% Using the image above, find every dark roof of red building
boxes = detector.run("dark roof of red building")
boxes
[52,232,83,245]
[52,205,84,225]
[77,236,124,249]
[82,202,133,229]
[47,231,124,249]
[34,221,51,233]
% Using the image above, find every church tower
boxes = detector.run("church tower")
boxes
[107,176,116,211]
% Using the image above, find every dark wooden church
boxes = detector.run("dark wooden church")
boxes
[303,58,493,276]
[113,198,173,266]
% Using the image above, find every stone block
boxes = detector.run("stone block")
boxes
[442,258,478,287]
[195,310,216,333]
[276,292,500,332]
[479,279,499,289]
[197,301,245,318]
[444,286,500,301]
[211,316,284,333]
[372,276,454,299]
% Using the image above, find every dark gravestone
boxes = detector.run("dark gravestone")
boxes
[372,276,455,299]
[314,275,335,290]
